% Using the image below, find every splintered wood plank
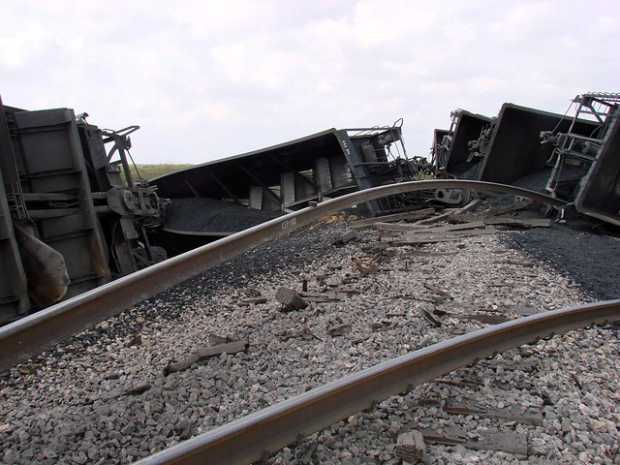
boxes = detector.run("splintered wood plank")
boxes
[413,198,481,226]
[444,399,543,426]
[163,340,248,375]
[373,221,485,233]
[384,227,496,245]
[395,430,426,463]
[468,431,528,457]
[483,217,552,228]
[422,429,528,457]
[351,208,436,228]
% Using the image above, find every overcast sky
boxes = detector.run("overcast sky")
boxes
[2,1,618,164]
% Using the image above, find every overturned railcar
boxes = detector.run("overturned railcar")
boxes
[575,112,620,224]
[0,97,166,323]
[152,125,416,254]
[478,104,599,193]
[562,93,620,224]
[0,97,417,320]
[434,110,492,178]
[437,103,598,190]
[434,93,620,226]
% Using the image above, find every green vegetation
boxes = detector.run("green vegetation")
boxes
[129,164,193,181]
[415,171,435,180]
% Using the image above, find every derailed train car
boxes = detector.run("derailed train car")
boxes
[432,93,620,224]
[151,124,419,254]
[0,96,419,320]
[0,97,167,323]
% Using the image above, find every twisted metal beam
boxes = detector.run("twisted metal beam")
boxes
[133,300,620,465]
[0,180,565,371]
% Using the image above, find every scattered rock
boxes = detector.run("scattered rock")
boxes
[275,287,308,311]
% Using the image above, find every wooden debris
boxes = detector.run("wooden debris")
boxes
[398,294,442,304]
[455,197,482,214]
[470,431,528,457]
[422,283,452,300]
[421,309,441,327]
[482,199,532,217]
[351,257,378,274]
[451,199,531,223]
[123,382,151,396]
[275,287,308,311]
[511,305,538,317]
[445,399,543,426]
[479,357,539,372]
[484,216,552,228]
[359,242,389,254]
[332,230,358,246]
[411,199,481,227]
[372,222,425,232]
[351,208,436,228]
[278,325,324,342]
[300,292,341,303]
[242,297,268,305]
[410,208,460,226]
[126,334,142,347]
[459,313,510,324]
[370,320,394,332]
[422,429,528,457]
[387,227,496,245]
[325,277,340,287]
[337,287,361,295]
[436,376,483,389]
[395,430,426,463]
[163,340,248,376]
[375,220,485,234]
[244,288,262,298]
[208,333,231,345]
[327,323,352,337]
[101,381,153,401]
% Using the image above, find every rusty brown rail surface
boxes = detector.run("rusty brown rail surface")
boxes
[0,180,566,372]
[132,300,620,465]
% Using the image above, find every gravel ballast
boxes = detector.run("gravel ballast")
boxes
[0,217,618,465]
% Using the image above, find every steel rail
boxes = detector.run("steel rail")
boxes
[133,300,620,465]
[0,180,565,372]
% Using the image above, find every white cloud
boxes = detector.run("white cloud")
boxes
[1,0,618,163]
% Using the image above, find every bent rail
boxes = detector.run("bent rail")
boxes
[0,180,565,371]
[133,301,620,465]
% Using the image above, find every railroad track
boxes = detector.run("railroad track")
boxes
[132,300,620,465]
[0,180,566,372]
